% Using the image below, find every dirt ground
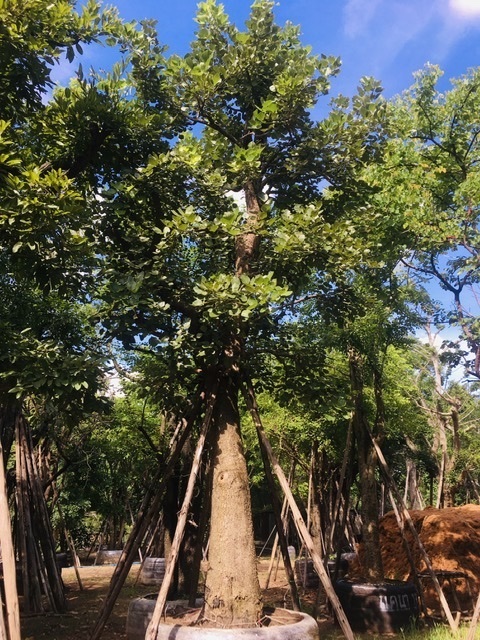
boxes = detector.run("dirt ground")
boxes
[20,558,337,640]
[20,505,480,639]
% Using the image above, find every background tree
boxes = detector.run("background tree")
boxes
[369,65,480,380]
[0,0,170,614]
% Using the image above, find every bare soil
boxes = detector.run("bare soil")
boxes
[21,505,480,639]
[20,557,338,640]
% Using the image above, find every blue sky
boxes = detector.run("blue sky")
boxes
[55,0,480,99]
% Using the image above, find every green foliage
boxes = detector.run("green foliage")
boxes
[96,0,389,398]
[56,393,164,543]
[370,65,480,378]
[3,0,479,556]
[0,0,109,121]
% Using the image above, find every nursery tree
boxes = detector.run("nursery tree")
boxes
[98,0,387,626]
[358,65,480,512]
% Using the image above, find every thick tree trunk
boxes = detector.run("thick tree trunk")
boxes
[203,375,262,626]
[201,176,263,625]
[348,348,384,582]
[310,444,324,557]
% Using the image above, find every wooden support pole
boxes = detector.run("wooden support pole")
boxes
[52,484,83,591]
[467,589,480,640]
[369,431,457,631]
[145,388,216,640]
[89,389,204,640]
[22,418,66,613]
[15,417,40,614]
[188,448,213,607]
[266,534,279,585]
[243,379,355,640]
[329,418,353,552]
[0,442,20,640]
[386,487,427,616]
[243,383,301,611]
[264,462,294,590]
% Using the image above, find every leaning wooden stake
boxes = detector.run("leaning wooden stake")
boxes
[264,494,289,590]
[386,487,427,615]
[243,383,301,611]
[467,588,480,640]
[22,419,67,612]
[145,388,216,640]
[264,461,294,590]
[370,432,457,631]
[329,418,353,552]
[0,442,21,640]
[89,390,203,640]
[244,379,355,640]
[52,484,83,591]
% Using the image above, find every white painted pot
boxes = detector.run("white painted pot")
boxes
[127,596,318,640]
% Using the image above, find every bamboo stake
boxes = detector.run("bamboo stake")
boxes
[188,445,213,607]
[329,419,353,551]
[0,442,20,640]
[127,500,142,562]
[15,419,41,613]
[306,451,313,535]
[89,389,204,640]
[244,379,355,640]
[86,524,104,563]
[243,384,301,611]
[369,432,457,631]
[264,461,295,590]
[22,420,66,612]
[65,529,83,586]
[466,589,480,640]
[145,388,216,640]
[386,487,427,616]
[264,492,290,589]
[52,484,83,591]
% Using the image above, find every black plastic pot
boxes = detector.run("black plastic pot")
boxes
[138,557,166,586]
[295,555,350,588]
[334,578,419,633]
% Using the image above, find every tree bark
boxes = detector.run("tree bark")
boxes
[0,440,20,640]
[348,347,384,582]
[203,375,262,626]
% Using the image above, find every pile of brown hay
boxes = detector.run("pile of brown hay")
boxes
[351,504,480,616]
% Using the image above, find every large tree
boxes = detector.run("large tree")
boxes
[361,64,480,509]
[368,65,480,380]
[97,0,387,625]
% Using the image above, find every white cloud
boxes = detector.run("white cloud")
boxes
[343,0,383,37]
[342,0,439,80]
[449,0,480,16]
